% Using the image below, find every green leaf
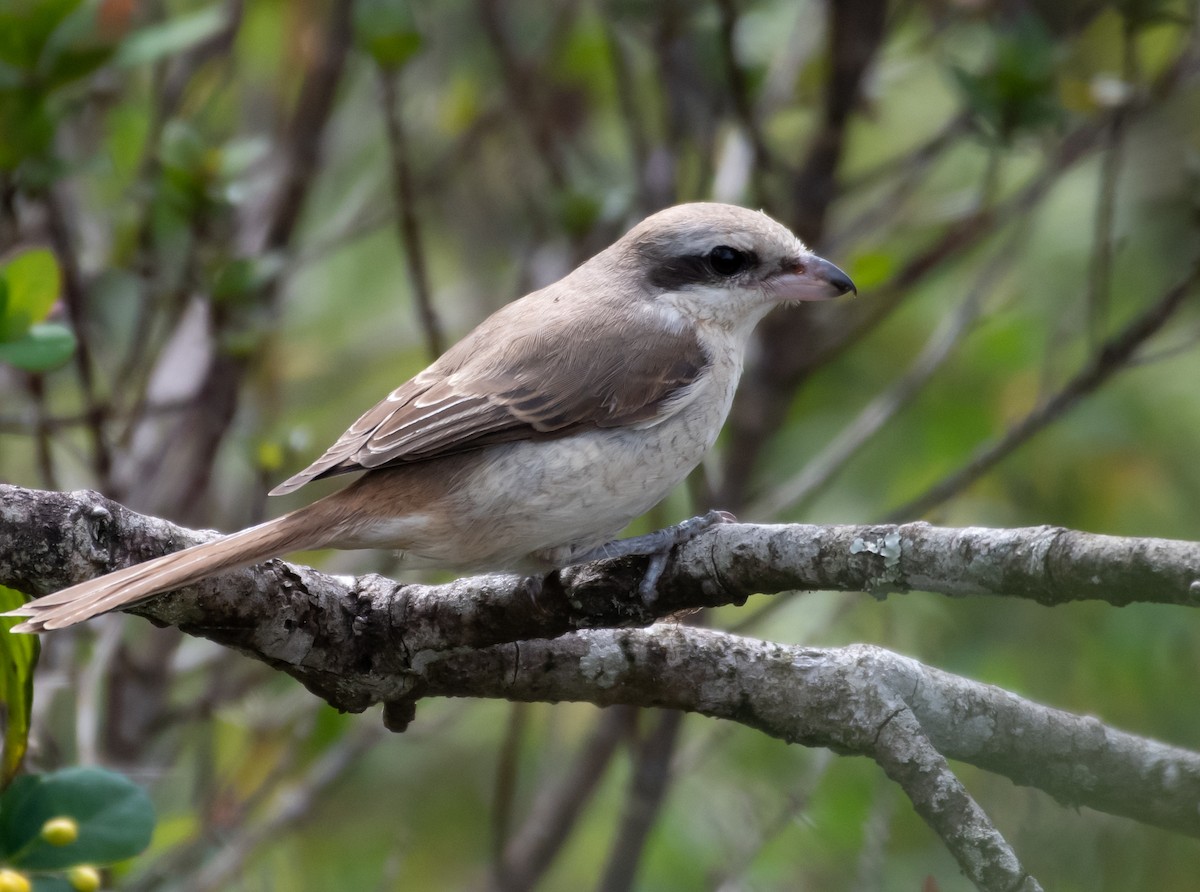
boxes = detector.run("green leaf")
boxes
[0,323,76,372]
[554,190,601,239]
[0,0,81,72]
[355,0,422,69]
[41,45,114,90]
[1119,0,1187,29]
[114,5,227,69]
[211,254,284,303]
[0,249,62,342]
[0,767,155,870]
[0,587,38,790]
[38,0,114,88]
[362,30,422,69]
[953,15,1062,143]
[847,250,897,292]
[32,876,75,892]
[0,89,55,171]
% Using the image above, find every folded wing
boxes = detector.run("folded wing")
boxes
[270,293,709,496]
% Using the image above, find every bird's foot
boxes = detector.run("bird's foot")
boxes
[572,510,736,604]
[518,570,562,612]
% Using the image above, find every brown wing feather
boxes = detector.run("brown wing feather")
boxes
[269,289,709,496]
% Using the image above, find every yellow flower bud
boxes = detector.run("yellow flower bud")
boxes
[68,865,103,892]
[0,868,32,892]
[40,816,80,846]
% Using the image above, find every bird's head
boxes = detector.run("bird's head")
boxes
[616,202,855,332]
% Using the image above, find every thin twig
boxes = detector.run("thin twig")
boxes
[708,751,833,892]
[824,116,970,258]
[720,41,1200,509]
[0,171,17,247]
[114,0,245,404]
[885,256,1200,521]
[488,706,634,892]
[476,0,568,189]
[0,397,197,436]
[184,721,388,892]
[848,779,894,892]
[114,230,204,453]
[715,0,775,184]
[24,375,60,490]
[597,710,685,892]
[74,615,125,765]
[43,188,112,484]
[601,20,654,214]
[717,0,887,505]
[836,112,971,196]
[1086,23,1138,348]
[750,227,1023,519]
[263,2,355,253]
[490,702,530,883]
[378,66,444,359]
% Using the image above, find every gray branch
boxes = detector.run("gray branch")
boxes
[5,483,1200,889]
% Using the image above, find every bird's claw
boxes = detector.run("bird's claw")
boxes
[573,509,737,605]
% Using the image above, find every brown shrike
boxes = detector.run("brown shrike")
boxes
[10,203,854,633]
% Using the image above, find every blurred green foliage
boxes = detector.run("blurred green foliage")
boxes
[0,766,153,892]
[0,250,73,373]
[953,15,1063,143]
[0,0,1198,890]
[0,588,38,789]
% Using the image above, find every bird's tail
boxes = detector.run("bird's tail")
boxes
[7,510,323,633]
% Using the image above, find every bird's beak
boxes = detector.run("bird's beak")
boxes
[772,254,856,302]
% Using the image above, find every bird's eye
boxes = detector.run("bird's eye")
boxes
[707,245,749,277]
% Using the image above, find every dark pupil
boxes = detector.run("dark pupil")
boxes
[708,245,747,277]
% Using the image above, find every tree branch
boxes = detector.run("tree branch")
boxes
[5,486,1199,645]
[4,483,1200,871]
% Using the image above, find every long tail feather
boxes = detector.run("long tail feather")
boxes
[7,511,322,632]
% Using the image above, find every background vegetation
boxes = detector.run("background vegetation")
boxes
[1,0,1199,889]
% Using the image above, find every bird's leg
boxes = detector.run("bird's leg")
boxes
[521,572,545,606]
[519,570,563,611]
[570,510,736,603]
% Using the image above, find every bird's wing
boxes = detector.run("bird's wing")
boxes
[269,296,709,495]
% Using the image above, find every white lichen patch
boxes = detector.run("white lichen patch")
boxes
[579,638,629,687]
[851,531,905,595]
[850,532,902,566]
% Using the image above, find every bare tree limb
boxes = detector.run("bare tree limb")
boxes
[5,483,1200,649]
[4,483,1200,860]
[868,699,1041,892]
[419,629,1054,890]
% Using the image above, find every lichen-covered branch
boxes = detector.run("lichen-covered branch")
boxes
[5,486,1198,663]
[4,483,1200,874]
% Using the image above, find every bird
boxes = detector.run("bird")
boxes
[8,202,854,633]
